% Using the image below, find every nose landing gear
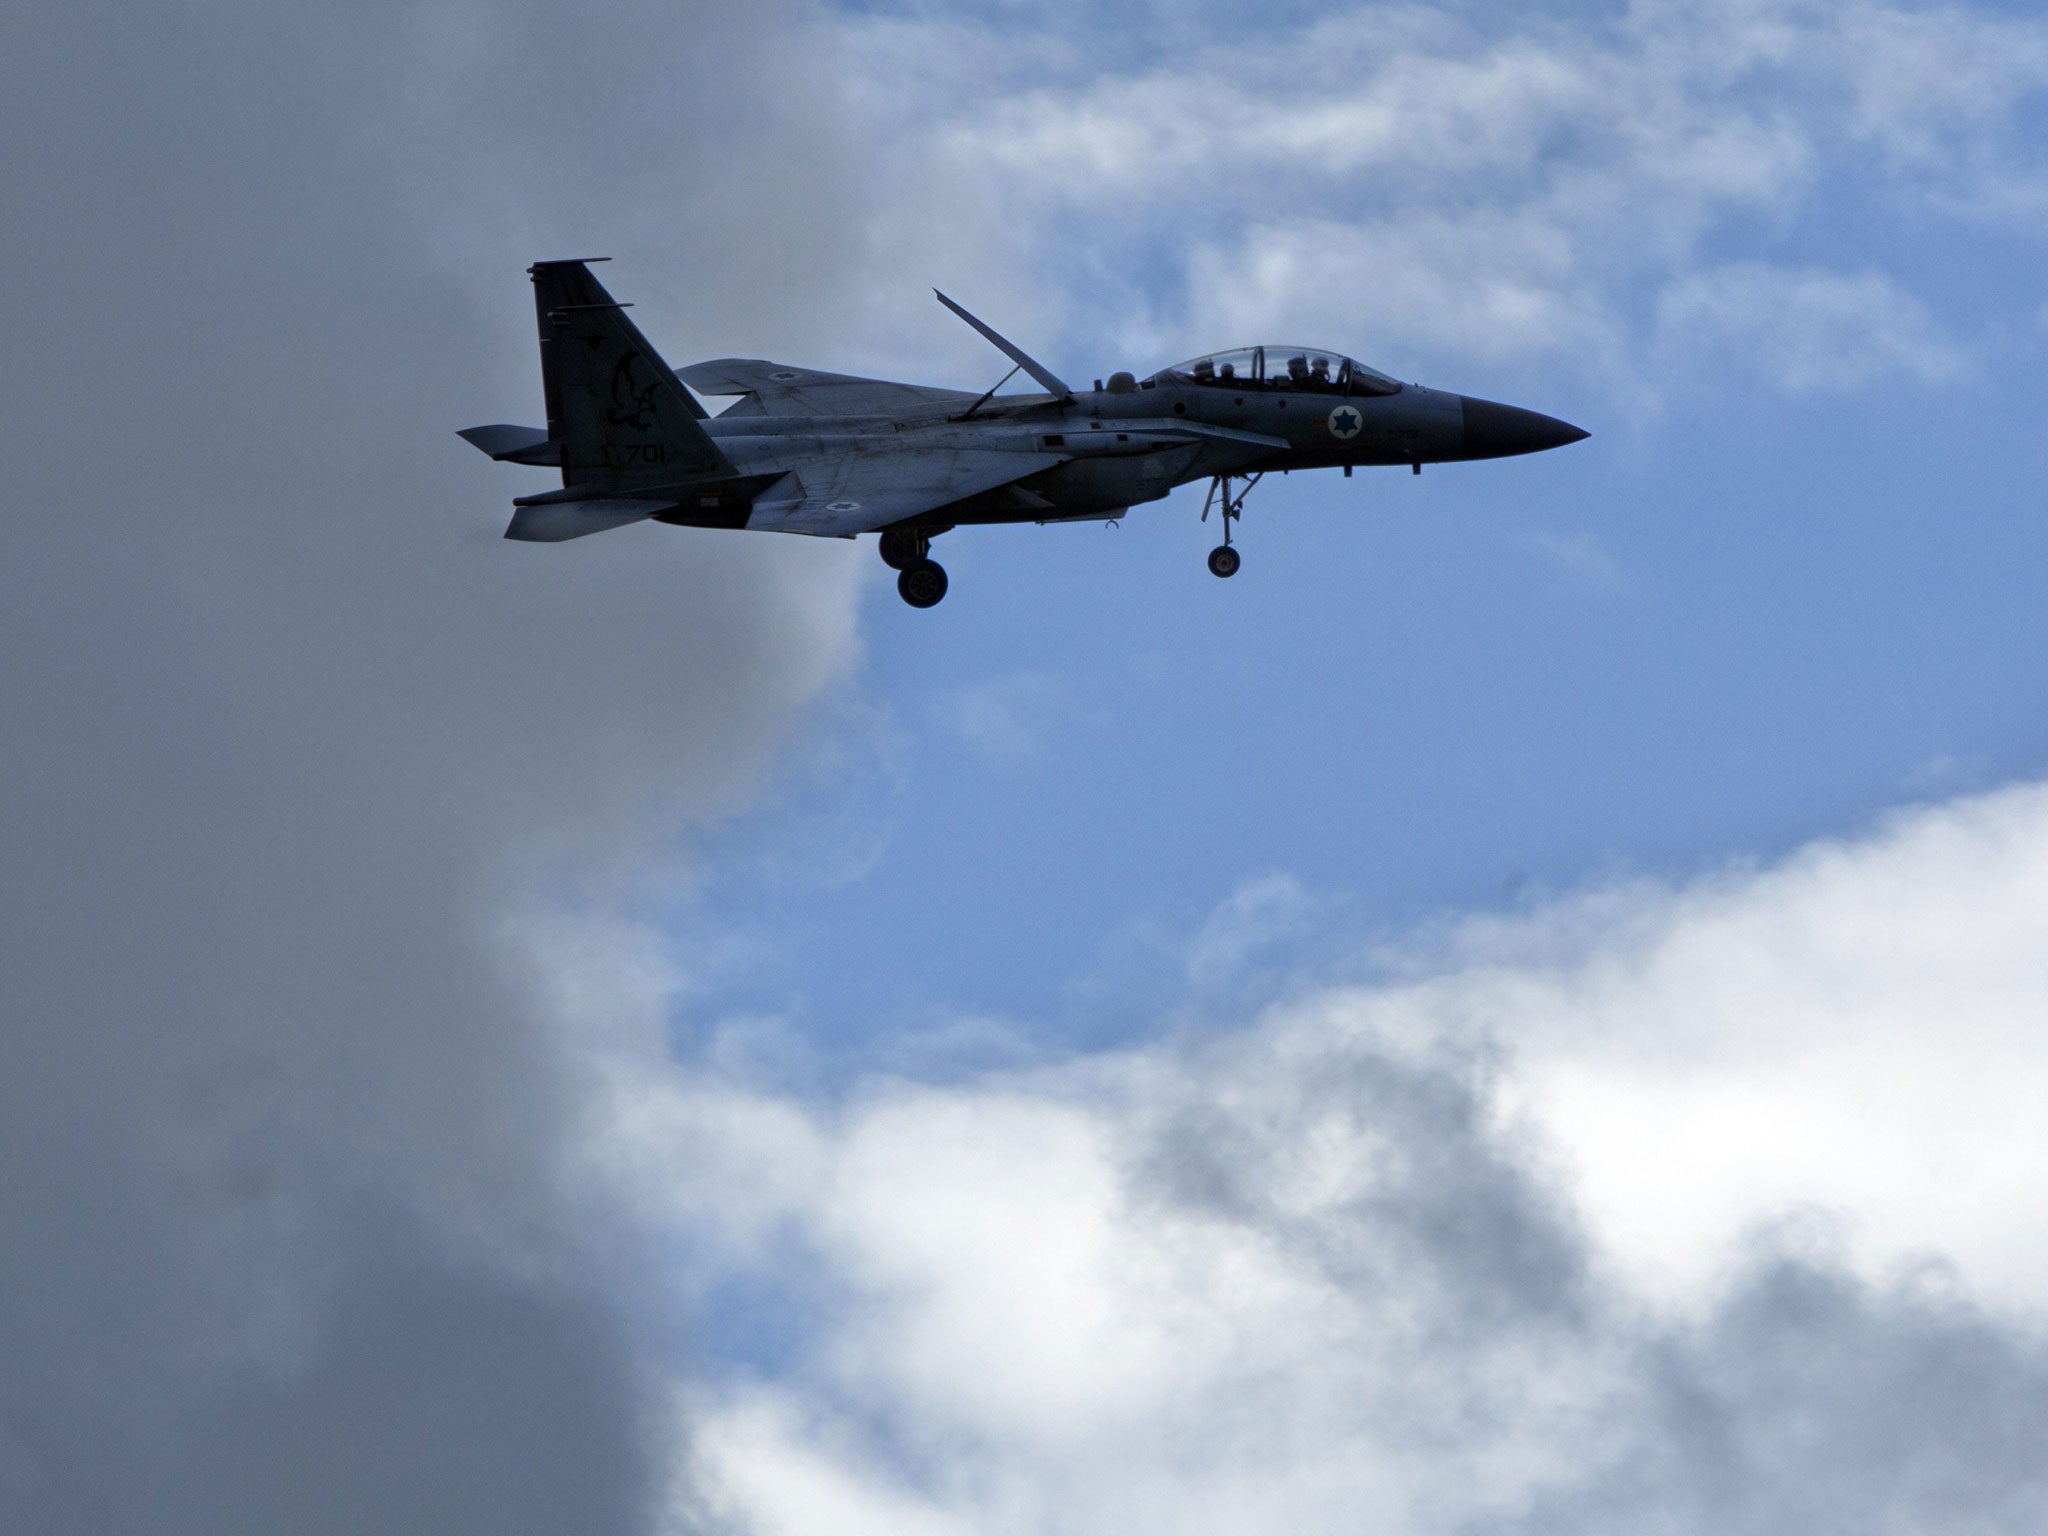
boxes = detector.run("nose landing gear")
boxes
[1200,472,1262,578]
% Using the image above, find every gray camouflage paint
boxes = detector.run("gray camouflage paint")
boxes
[464,260,1589,567]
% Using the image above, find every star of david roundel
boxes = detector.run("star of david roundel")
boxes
[1327,406,1364,441]
[769,370,801,381]
[825,499,861,513]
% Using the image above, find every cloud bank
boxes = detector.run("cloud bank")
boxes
[0,3,861,1530]
[579,778,2048,1535]
[840,0,2048,388]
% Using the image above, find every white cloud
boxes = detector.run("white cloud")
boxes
[938,672,1072,767]
[1516,527,1629,592]
[550,773,2048,1535]
[1182,872,1315,981]
[1184,212,1611,371]
[1481,779,2048,1304]
[1824,2,2048,165]
[1656,261,1966,390]
[694,1396,981,1536]
[831,0,2048,388]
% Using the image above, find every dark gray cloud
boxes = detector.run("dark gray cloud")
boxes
[0,3,863,1529]
[1492,1253,2048,1534]
[1137,1021,2048,1536]
[1141,1032,1593,1334]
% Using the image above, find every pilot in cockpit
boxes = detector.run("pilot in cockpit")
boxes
[1309,356,1332,388]
[1218,361,1236,381]
[1193,358,1215,382]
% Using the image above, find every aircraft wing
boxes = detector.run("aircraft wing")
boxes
[749,448,1065,536]
[677,358,980,419]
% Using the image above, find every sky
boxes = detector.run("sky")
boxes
[3,1,2048,1532]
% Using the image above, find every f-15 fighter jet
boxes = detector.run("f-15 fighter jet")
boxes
[461,259,1587,608]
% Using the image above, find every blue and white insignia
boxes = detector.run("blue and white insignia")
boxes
[769,369,801,381]
[1327,405,1364,441]
[826,499,861,513]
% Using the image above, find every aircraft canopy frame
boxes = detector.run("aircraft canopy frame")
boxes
[1154,346,1402,397]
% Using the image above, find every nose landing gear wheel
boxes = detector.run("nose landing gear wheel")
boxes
[1199,472,1259,582]
[898,559,949,608]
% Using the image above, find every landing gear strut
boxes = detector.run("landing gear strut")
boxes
[1200,472,1262,578]
[878,528,929,571]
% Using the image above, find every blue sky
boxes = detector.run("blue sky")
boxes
[653,0,2048,1067]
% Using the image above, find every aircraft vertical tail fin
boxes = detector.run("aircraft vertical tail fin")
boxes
[528,259,733,489]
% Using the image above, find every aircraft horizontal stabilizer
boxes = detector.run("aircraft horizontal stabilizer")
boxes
[458,424,561,466]
[504,498,671,542]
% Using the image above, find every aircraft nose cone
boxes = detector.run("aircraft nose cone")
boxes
[1458,396,1590,458]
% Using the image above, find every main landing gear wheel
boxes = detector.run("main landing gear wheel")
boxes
[878,528,929,571]
[898,560,949,608]
[1207,545,1241,579]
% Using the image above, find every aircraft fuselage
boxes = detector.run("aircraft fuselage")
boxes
[687,375,1582,532]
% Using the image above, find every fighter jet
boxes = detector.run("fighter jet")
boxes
[461,259,1588,607]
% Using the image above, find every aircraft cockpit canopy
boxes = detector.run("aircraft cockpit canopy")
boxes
[1155,346,1402,396]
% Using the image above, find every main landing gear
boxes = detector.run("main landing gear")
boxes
[879,527,949,608]
[1200,472,1262,578]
